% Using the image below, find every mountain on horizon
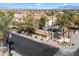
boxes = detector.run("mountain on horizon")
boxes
[0,5,79,10]
[58,5,79,9]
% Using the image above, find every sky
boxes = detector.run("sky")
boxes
[0,3,79,9]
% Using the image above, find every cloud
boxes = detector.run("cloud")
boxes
[36,3,40,6]
[64,3,68,6]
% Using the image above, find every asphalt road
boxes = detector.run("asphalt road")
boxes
[4,32,59,56]
[4,30,79,56]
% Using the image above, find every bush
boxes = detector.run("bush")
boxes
[25,27,35,34]
[39,15,47,29]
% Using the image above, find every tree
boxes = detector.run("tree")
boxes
[74,18,79,28]
[17,13,36,35]
[56,10,77,43]
[46,11,54,16]
[39,15,47,29]
[73,12,79,28]
[66,10,76,38]
[25,13,36,34]
[56,12,69,42]
[0,10,14,55]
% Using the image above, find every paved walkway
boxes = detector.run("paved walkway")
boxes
[5,50,21,56]
[0,49,21,56]
[54,30,79,56]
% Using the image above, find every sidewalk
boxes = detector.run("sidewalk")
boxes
[0,47,21,56]
[10,50,21,56]
[0,50,21,56]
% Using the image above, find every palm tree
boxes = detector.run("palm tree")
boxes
[0,10,14,55]
[66,10,76,38]
[56,11,69,42]
[56,10,76,43]
[74,17,79,28]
